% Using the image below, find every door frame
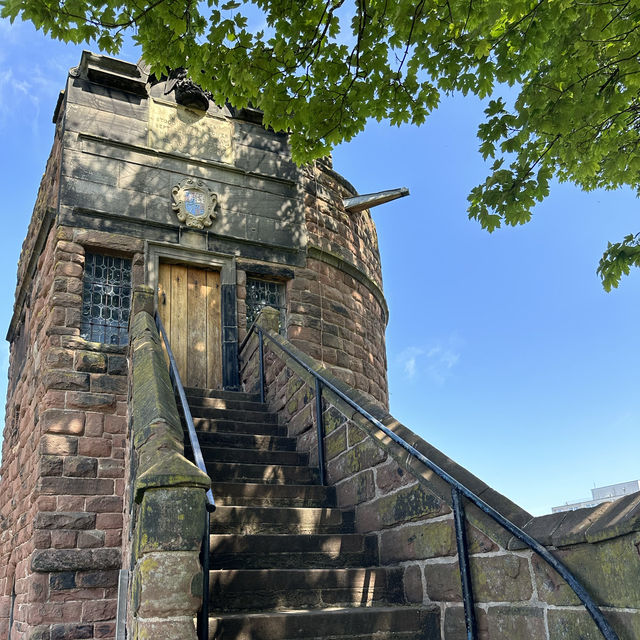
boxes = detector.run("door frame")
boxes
[146,241,240,389]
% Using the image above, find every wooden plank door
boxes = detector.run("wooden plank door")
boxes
[158,263,222,389]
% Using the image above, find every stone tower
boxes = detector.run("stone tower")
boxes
[2,51,639,640]
[0,51,389,638]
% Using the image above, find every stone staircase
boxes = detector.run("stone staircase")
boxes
[181,387,441,640]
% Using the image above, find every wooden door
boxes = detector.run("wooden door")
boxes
[157,263,222,389]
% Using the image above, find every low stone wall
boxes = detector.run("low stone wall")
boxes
[126,287,210,640]
[240,313,640,640]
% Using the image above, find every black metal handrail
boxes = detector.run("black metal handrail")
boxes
[239,323,619,640]
[155,312,214,640]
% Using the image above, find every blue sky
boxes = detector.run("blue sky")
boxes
[1,18,638,516]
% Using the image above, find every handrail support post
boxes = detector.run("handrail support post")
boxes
[197,508,211,640]
[452,488,478,640]
[258,330,265,405]
[315,378,326,486]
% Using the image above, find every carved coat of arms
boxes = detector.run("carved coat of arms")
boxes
[171,178,218,229]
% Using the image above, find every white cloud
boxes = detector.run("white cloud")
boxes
[397,337,462,384]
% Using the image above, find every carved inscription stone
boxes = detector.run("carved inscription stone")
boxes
[148,99,234,164]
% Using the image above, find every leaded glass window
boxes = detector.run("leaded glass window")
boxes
[246,278,286,334]
[81,253,132,346]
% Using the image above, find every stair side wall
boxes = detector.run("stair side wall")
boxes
[240,322,640,640]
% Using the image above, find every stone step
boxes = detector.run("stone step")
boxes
[184,395,268,412]
[210,533,377,569]
[186,406,278,423]
[192,418,287,437]
[206,462,319,485]
[209,606,441,640]
[211,506,354,535]
[210,567,404,612]
[184,387,261,403]
[191,431,297,451]
[211,482,335,508]
[195,445,308,467]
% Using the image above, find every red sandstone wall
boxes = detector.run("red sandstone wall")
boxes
[237,158,389,406]
[0,224,144,640]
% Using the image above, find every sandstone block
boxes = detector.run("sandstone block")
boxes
[327,438,387,485]
[136,488,206,554]
[31,548,120,572]
[81,599,117,623]
[41,409,86,436]
[86,496,122,514]
[548,608,640,640]
[66,392,116,412]
[403,564,424,603]
[107,354,128,375]
[35,512,96,530]
[356,482,448,533]
[133,552,202,617]
[40,434,77,456]
[426,555,532,603]
[63,456,98,478]
[133,618,198,640]
[50,624,93,640]
[39,477,114,496]
[91,374,127,395]
[77,530,106,549]
[532,533,640,608]
[43,371,90,392]
[335,470,375,508]
[75,351,107,373]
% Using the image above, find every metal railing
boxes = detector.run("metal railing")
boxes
[239,323,619,640]
[155,312,214,640]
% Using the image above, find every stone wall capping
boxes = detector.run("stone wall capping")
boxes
[507,491,640,552]
[584,491,640,544]
[551,504,608,547]
[134,450,211,503]
[507,511,567,550]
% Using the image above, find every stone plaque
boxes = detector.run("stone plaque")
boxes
[149,99,234,164]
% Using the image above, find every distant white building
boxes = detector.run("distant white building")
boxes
[552,479,640,513]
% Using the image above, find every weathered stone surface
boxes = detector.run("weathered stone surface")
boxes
[379,518,494,563]
[133,617,198,640]
[327,438,387,485]
[63,456,98,478]
[39,476,114,496]
[91,373,127,395]
[43,370,90,391]
[443,605,488,640]
[41,409,86,436]
[50,623,93,640]
[548,608,640,640]
[532,533,640,607]
[31,547,120,572]
[325,425,347,460]
[133,552,202,617]
[356,483,449,533]
[403,564,424,603]
[485,606,546,639]
[35,512,96,530]
[426,554,532,603]
[75,351,107,373]
[335,470,375,508]
[136,488,206,553]
[66,392,116,412]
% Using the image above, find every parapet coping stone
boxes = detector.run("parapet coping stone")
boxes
[130,294,210,503]
[253,312,640,552]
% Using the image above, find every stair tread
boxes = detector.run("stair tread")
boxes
[209,605,440,639]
